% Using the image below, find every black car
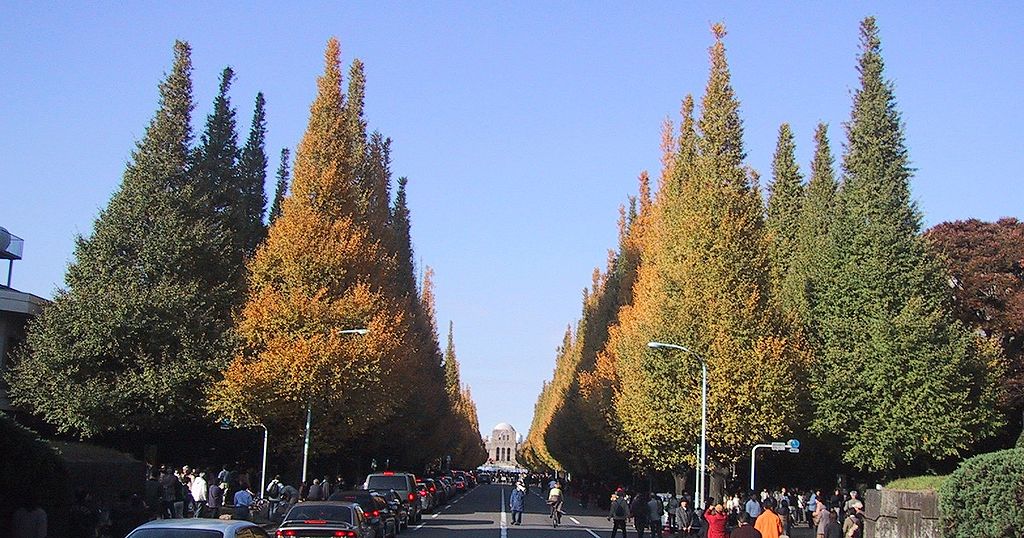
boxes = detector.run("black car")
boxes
[373,489,409,531]
[328,490,398,538]
[277,501,375,537]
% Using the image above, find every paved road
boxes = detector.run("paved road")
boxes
[407,483,817,537]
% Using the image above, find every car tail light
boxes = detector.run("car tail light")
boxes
[383,471,394,475]
[303,520,328,524]
[408,493,416,502]
[276,531,296,537]
[419,491,427,496]
[370,510,380,517]
[333,532,357,537]
[430,486,436,492]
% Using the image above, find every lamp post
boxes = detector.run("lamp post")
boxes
[301,328,368,484]
[219,420,269,499]
[648,341,707,508]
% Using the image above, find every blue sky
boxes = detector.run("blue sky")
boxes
[2,2,1021,441]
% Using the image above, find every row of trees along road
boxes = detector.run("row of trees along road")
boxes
[522,18,1007,497]
[9,38,487,472]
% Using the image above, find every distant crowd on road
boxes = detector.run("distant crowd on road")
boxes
[600,484,865,538]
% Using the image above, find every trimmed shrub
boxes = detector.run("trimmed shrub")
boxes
[938,448,1024,537]
[0,413,72,533]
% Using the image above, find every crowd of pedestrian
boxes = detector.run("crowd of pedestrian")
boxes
[603,485,866,538]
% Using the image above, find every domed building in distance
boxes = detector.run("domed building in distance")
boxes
[483,422,523,470]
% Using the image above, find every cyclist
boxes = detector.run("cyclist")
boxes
[548,481,564,527]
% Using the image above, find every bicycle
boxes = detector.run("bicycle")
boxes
[548,500,563,527]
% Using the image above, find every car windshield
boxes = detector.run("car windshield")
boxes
[284,505,353,524]
[127,531,223,538]
[367,476,409,491]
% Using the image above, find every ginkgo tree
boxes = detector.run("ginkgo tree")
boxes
[207,38,410,457]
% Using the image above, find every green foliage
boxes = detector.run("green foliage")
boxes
[789,123,837,329]
[611,23,806,475]
[269,148,291,224]
[885,475,946,491]
[0,415,71,522]
[9,41,238,436]
[810,17,1004,474]
[938,448,1024,538]
[766,123,805,318]
[236,91,269,252]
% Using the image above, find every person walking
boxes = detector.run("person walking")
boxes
[191,471,208,518]
[729,511,762,538]
[233,484,254,521]
[815,500,831,538]
[667,495,680,531]
[647,494,664,537]
[676,498,700,538]
[745,495,762,520]
[753,499,783,538]
[609,488,631,538]
[704,503,728,538]
[509,482,526,526]
[266,475,283,519]
[630,492,650,538]
[823,511,843,538]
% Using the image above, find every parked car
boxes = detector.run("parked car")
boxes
[277,501,376,538]
[374,489,410,531]
[329,490,398,538]
[422,478,445,505]
[453,476,467,493]
[439,476,455,497]
[415,481,436,512]
[126,518,270,538]
[362,471,422,523]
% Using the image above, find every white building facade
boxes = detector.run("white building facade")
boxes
[483,422,522,469]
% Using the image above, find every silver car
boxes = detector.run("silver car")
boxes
[125,518,270,538]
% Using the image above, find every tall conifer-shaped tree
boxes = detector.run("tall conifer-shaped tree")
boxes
[811,18,1002,473]
[790,123,837,328]
[766,123,805,317]
[10,41,235,435]
[268,148,290,224]
[608,25,807,496]
[208,38,409,456]
[236,92,269,252]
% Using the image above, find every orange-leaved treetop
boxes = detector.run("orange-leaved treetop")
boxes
[207,38,409,457]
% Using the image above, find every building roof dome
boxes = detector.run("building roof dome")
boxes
[493,422,515,432]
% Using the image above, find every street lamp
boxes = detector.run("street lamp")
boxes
[219,420,269,500]
[648,341,707,509]
[302,328,369,484]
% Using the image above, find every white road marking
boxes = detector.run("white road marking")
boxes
[431,513,439,518]
[415,523,425,530]
[500,487,508,538]
[570,516,581,524]
[584,529,601,537]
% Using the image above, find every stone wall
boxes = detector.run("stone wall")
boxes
[864,488,942,538]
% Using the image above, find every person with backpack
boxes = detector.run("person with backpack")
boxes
[266,475,283,518]
[609,488,631,538]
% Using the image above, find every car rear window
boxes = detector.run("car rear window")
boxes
[127,530,223,538]
[284,504,353,524]
[366,475,410,491]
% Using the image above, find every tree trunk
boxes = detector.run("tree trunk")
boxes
[672,470,690,497]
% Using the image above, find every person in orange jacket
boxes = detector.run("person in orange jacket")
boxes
[754,498,783,538]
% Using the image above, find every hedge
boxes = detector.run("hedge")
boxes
[938,448,1024,538]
